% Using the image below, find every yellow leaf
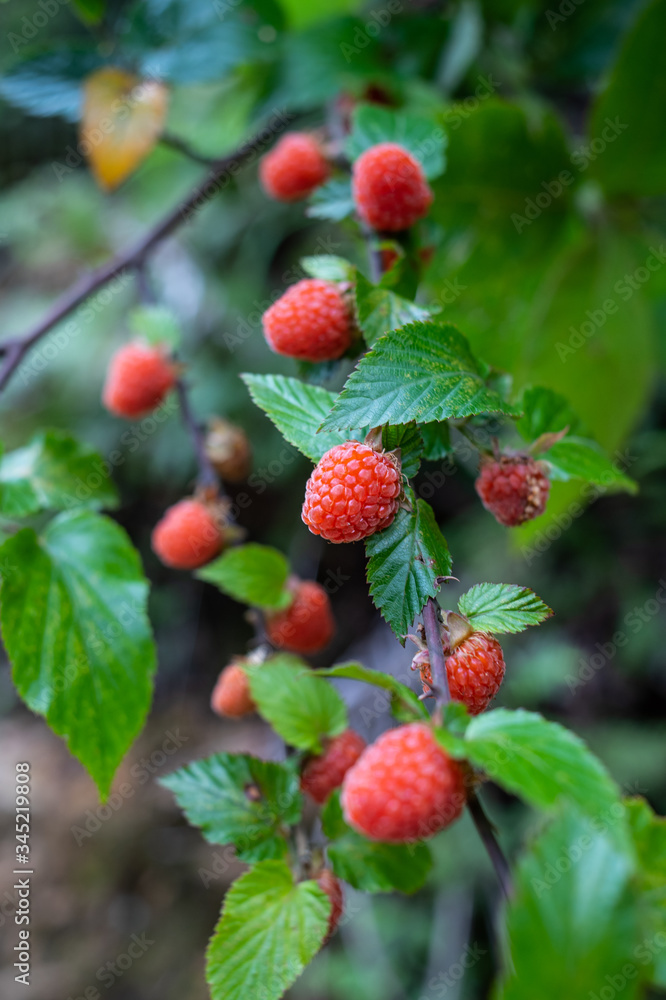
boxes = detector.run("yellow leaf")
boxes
[81,67,169,191]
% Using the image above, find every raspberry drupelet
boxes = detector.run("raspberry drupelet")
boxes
[262,279,353,363]
[210,659,255,719]
[300,729,367,804]
[352,142,433,231]
[152,498,224,570]
[264,579,335,654]
[316,869,344,940]
[259,132,329,201]
[302,441,402,543]
[412,632,506,715]
[475,454,550,527]
[103,342,176,419]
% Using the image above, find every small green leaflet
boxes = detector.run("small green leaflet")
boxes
[420,422,452,461]
[322,792,433,893]
[437,709,624,837]
[625,797,666,987]
[300,255,355,281]
[317,662,428,721]
[355,270,431,347]
[496,805,639,1000]
[160,753,302,862]
[542,437,638,493]
[0,510,155,797]
[197,543,292,611]
[0,430,118,518]
[319,322,519,433]
[517,386,581,441]
[306,177,354,221]
[457,583,553,634]
[127,304,182,350]
[346,104,447,180]
[247,655,347,752]
[206,860,329,1000]
[365,489,452,637]
[241,374,350,463]
[382,423,423,478]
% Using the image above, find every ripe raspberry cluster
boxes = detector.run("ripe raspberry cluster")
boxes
[341,723,466,842]
[315,869,343,941]
[103,341,176,419]
[262,279,353,362]
[352,142,433,231]
[302,441,402,543]
[413,631,506,716]
[260,132,329,202]
[210,658,255,719]
[476,454,550,527]
[300,729,366,804]
[152,498,224,570]
[265,579,335,654]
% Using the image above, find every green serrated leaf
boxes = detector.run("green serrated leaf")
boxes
[247,655,347,752]
[496,806,639,1000]
[542,437,638,494]
[317,662,428,721]
[319,322,519,433]
[365,490,452,636]
[420,422,452,461]
[517,386,581,442]
[382,423,423,478]
[127,304,182,350]
[346,104,447,180]
[0,431,118,518]
[321,792,433,893]
[242,374,349,462]
[197,544,292,610]
[0,510,155,797]
[301,255,355,281]
[461,709,625,837]
[355,270,431,347]
[160,753,301,862]
[457,583,553,634]
[206,860,329,1000]
[306,177,354,221]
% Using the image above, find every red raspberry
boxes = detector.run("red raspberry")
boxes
[316,869,343,941]
[265,579,334,654]
[475,455,550,527]
[259,132,329,201]
[412,632,506,715]
[262,279,352,362]
[302,441,402,543]
[341,723,466,842]
[210,659,254,718]
[300,729,367,804]
[103,342,176,419]
[152,498,224,570]
[352,142,433,232]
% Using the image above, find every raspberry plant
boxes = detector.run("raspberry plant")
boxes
[1,2,666,998]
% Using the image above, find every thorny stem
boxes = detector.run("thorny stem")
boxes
[422,597,451,710]
[467,789,512,899]
[0,123,287,395]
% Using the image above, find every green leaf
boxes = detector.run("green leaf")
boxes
[127,305,182,350]
[517,386,582,442]
[197,544,292,611]
[496,806,639,1000]
[365,489,452,636]
[242,374,349,462]
[0,431,118,518]
[346,104,447,180]
[72,0,106,25]
[317,662,428,721]
[590,0,666,197]
[420,422,452,461]
[381,423,423,478]
[0,50,103,122]
[542,437,638,494]
[453,709,624,834]
[355,270,431,347]
[319,322,519,433]
[322,792,433,893]
[306,177,354,221]
[247,655,347,752]
[160,753,301,862]
[301,255,355,281]
[457,583,553,634]
[0,510,155,797]
[206,860,329,1000]
[625,797,666,987]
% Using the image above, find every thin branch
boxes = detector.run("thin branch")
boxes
[0,119,290,394]
[422,596,450,707]
[160,132,221,168]
[175,378,220,492]
[361,223,383,283]
[467,789,512,900]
